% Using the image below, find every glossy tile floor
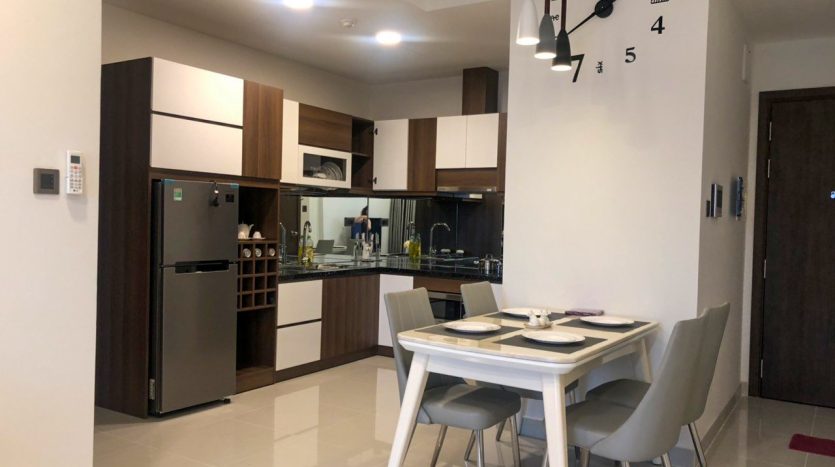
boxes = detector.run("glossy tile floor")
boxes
[94,357,835,467]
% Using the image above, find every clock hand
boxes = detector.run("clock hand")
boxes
[568,0,616,35]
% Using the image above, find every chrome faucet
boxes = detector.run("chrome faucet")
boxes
[278,222,288,263]
[429,222,451,256]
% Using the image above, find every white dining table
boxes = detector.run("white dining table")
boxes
[386,311,659,467]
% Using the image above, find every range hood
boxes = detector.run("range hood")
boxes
[436,169,500,195]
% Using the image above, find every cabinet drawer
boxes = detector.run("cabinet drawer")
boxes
[152,58,243,126]
[150,114,243,176]
[276,322,322,371]
[277,280,323,326]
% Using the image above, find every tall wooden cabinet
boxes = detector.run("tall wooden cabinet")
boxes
[97,57,282,418]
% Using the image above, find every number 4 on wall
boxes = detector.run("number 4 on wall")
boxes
[652,16,665,34]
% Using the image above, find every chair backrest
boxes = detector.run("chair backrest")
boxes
[685,302,730,422]
[461,281,499,317]
[593,316,707,462]
[384,288,464,403]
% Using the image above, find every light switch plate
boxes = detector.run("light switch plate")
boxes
[33,168,60,195]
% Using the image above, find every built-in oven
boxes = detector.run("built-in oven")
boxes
[428,291,466,323]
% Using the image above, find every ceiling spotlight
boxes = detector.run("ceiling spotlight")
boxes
[283,0,313,10]
[375,30,402,46]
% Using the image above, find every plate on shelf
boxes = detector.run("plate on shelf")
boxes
[442,321,501,334]
[522,331,585,345]
[502,307,546,318]
[580,316,635,327]
[322,162,343,181]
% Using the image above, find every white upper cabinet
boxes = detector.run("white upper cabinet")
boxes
[152,58,244,126]
[373,119,409,191]
[150,114,242,175]
[281,99,301,184]
[434,113,500,169]
[436,116,467,169]
[464,113,500,168]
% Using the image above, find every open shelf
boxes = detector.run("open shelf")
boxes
[351,117,374,191]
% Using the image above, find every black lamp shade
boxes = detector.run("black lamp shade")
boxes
[534,15,556,60]
[551,29,572,71]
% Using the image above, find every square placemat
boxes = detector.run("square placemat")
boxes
[417,324,519,341]
[495,334,607,354]
[558,319,651,334]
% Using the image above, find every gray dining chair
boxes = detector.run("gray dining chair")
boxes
[461,281,578,449]
[583,302,730,467]
[561,315,707,467]
[386,288,522,467]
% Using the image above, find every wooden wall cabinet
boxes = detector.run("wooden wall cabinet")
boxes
[150,113,243,175]
[407,118,437,192]
[435,113,501,170]
[152,57,244,126]
[298,103,353,152]
[321,275,380,359]
[436,116,467,169]
[242,82,283,180]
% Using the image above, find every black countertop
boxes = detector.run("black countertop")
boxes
[278,255,502,284]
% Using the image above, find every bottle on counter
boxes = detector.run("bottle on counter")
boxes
[408,233,421,261]
[361,234,372,261]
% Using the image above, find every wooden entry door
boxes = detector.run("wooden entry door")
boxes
[760,92,835,408]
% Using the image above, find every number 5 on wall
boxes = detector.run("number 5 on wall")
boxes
[625,47,637,63]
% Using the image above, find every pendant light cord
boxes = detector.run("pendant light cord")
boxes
[560,0,567,31]
[544,0,550,15]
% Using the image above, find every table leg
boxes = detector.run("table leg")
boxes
[542,374,568,467]
[638,339,653,383]
[388,352,430,467]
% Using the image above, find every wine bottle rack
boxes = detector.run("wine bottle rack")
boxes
[237,239,279,312]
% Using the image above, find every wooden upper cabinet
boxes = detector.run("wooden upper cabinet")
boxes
[408,118,437,192]
[298,104,352,152]
[242,82,283,180]
[151,58,244,126]
[373,119,410,191]
[321,275,380,359]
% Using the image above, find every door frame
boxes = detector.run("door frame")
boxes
[748,86,835,396]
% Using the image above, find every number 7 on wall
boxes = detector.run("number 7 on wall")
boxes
[571,54,585,83]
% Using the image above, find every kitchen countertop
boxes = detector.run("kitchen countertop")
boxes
[278,255,502,284]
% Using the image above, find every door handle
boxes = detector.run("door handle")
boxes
[373,177,378,184]
[374,128,378,135]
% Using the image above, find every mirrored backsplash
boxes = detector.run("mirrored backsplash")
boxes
[278,194,504,260]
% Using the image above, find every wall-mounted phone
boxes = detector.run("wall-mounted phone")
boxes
[66,150,84,195]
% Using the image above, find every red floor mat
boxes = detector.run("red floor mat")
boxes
[789,434,835,457]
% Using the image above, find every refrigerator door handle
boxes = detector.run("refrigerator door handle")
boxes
[173,261,233,274]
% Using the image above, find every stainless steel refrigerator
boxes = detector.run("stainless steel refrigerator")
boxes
[150,179,239,415]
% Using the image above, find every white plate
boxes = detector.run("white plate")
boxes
[522,331,585,345]
[443,321,501,334]
[580,316,635,327]
[501,307,546,317]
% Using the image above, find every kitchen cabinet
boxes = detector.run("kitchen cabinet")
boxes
[242,82,283,180]
[150,114,243,176]
[408,118,438,192]
[298,104,352,152]
[151,58,244,126]
[378,275,415,348]
[277,280,323,326]
[434,113,501,169]
[281,99,301,184]
[373,119,409,191]
[276,322,322,371]
[436,116,467,169]
[321,275,380,358]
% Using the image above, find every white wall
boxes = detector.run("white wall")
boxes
[102,4,372,117]
[0,1,100,465]
[505,0,709,370]
[740,35,835,381]
[696,0,750,432]
[369,71,509,120]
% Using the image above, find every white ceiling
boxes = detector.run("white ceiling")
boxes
[104,0,511,84]
[731,0,835,42]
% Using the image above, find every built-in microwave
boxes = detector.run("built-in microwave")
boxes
[428,291,466,323]
[296,145,352,189]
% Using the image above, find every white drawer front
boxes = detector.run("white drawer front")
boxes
[150,114,242,175]
[152,58,243,126]
[276,322,322,371]
[277,280,323,326]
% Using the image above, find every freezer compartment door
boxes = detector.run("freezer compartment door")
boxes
[158,180,238,265]
[157,264,237,414]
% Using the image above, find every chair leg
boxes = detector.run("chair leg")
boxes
[578,447,590,467]
[688,422,707,467]
[465,430,475,461]
[476,429,486,467]
[661,453,672,467]
[509,415,521,467]
[496,418,507,441]
[430,425,447,467]
[542,451,549,467]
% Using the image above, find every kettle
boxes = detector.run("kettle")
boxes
[238,224,254,240]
